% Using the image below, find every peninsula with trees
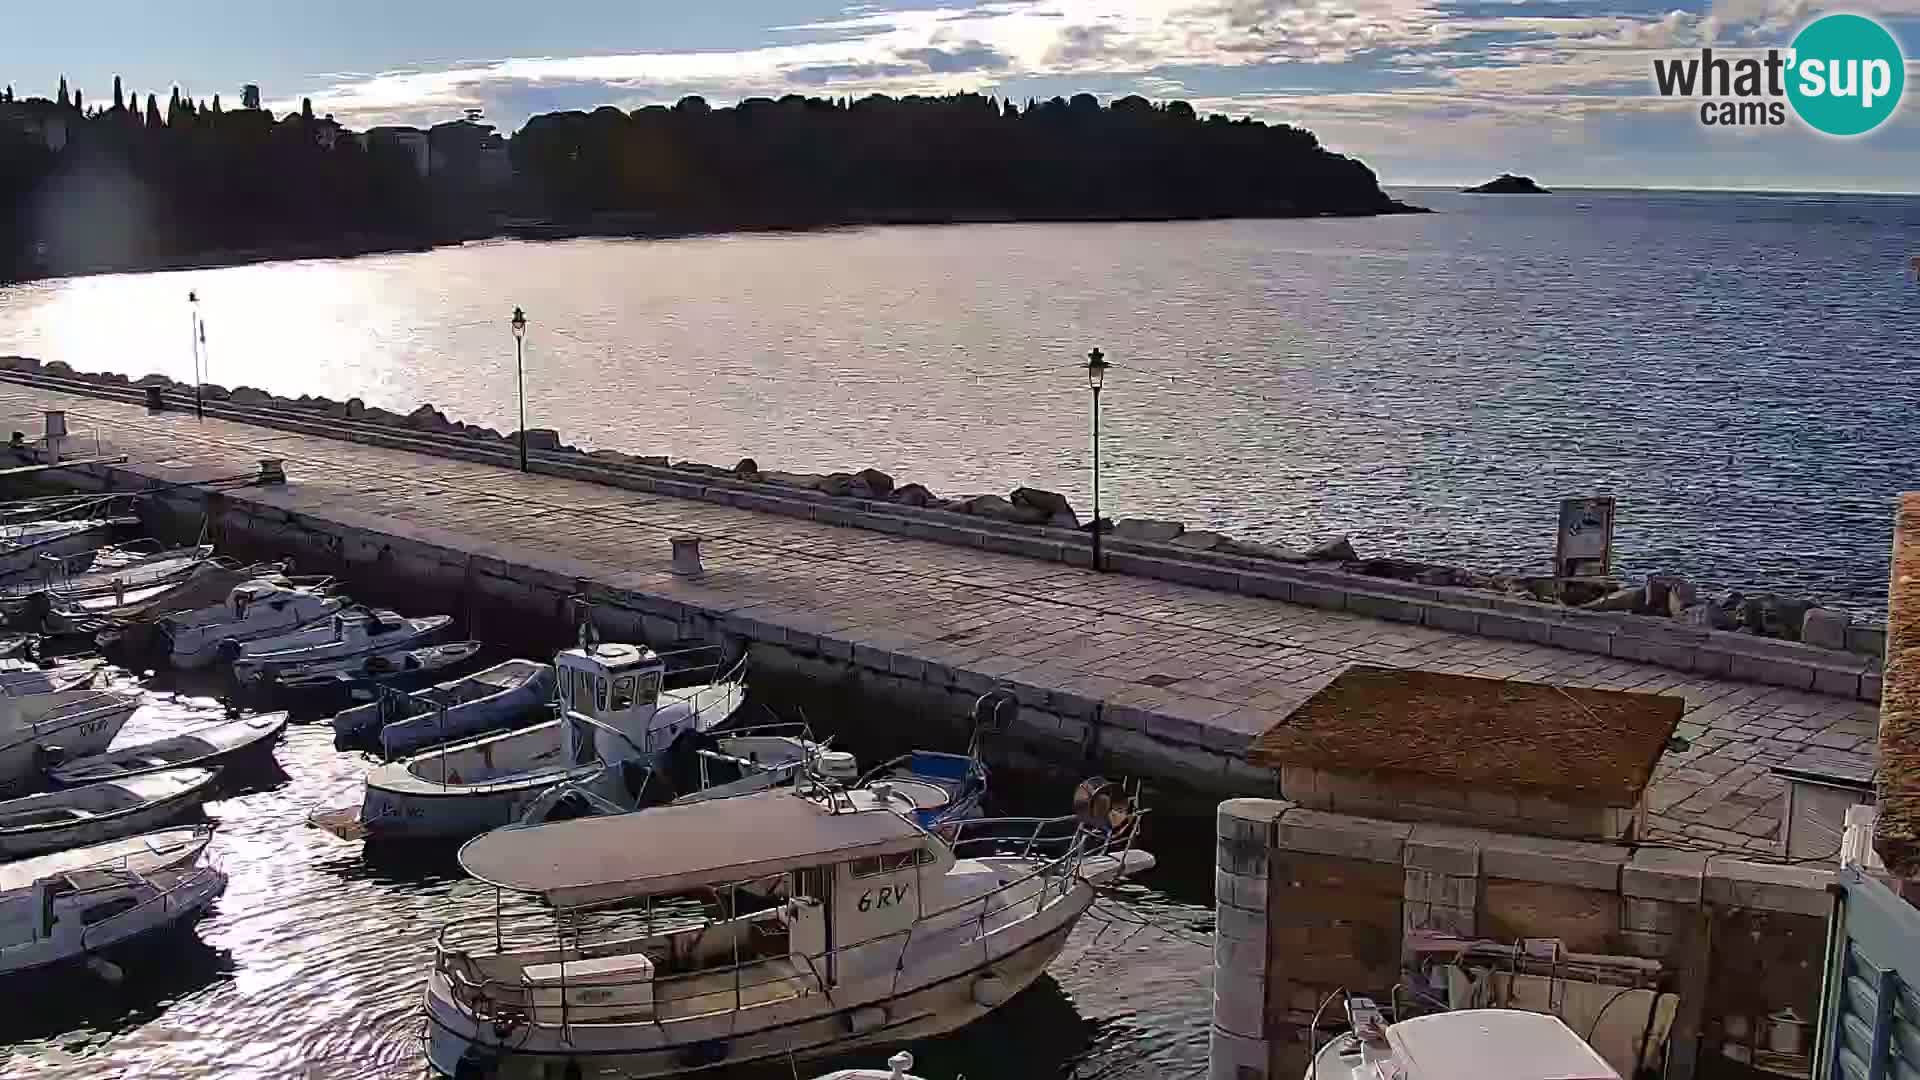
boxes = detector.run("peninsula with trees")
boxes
[2,78,1425,281]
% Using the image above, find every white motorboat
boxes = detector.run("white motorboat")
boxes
[278,640,485,695]
[313,642,745,842]
[332,658,554,757]
[0,680,142,794]
[1306,1004,1622,1080]
[0,517,139,581]
[40,563,228,634]
[0,767,219,858]
[0,824,226,974]
[0,544,213,620]
[160,576,344,669]
[230,609,453,684]
[424,782,1156,1078]
[50,711,289,786]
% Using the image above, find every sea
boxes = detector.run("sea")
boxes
[0,185,1914,1077]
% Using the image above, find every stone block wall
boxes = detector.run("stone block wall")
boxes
[1280,764,1642,842]
[1211,799,1836,1080]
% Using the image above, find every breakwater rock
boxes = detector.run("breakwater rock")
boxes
[0,354,1884,660]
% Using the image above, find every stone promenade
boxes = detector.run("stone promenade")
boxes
[0,383,1880,857]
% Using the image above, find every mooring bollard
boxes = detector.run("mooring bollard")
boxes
[43,410,66,463]
[257,458,286,485]
[144,385,165,411]
[670,536,705,577]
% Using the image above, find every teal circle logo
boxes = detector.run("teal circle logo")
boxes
[1787,13,1906,136]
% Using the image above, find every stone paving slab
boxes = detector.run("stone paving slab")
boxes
[0,386,1881,856]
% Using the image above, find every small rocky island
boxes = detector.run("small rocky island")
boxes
[1464,174,1550,194]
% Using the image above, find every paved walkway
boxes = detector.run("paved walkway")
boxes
[0,385,1880,857]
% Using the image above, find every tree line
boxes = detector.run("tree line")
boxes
[3,81,1412,280]
[1,78,433,280]
[511,91,1410,227]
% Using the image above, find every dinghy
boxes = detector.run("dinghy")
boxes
[230,609,453,684]
[0,824,226,974]
[331,658,554,757]
[49,712,289,786]
[0,768,219,858]
[424,781,1155,1078]
[161,576,344,669]
[277,640,485,695]
[313,642,744,842]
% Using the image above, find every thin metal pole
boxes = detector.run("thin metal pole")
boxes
[1090,385,1103,572]
[516,335,528,472]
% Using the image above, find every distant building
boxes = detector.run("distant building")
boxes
[428,116,512,189]
[357,126,430,177]
[0,98,69,151]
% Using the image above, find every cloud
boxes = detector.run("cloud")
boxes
[897,42,1015,72]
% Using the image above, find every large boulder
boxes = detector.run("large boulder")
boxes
[855,468,895,498]
[43,360,73,374]
[1011,487,1073,518]
[1304,535,1358,562]
[1681,593,1742,631]
[199,384,231,401]
[816,473,855,497]
[1171,530,1226,551]
[136,373,175,387]
[406,404,452,431]
[734,458,760,479]
[1739,592,1812,639]
[762,470,822,489]
[1218,538,1311,562]
[1581,585,1646,613]
[892,483,937,508]
[229,386,274,406]
[344,397,366,419]
[514,428,562,452]
[0,356,41,371]
[1801,607,1850,651]
[957,494,1023,521]
[1113,518,1184,542]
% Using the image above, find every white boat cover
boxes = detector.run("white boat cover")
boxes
[0,825,211,891]
[1387,1010,1622,1080]
[458,789,927,907]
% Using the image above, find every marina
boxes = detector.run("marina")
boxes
[0,372,1900,1080]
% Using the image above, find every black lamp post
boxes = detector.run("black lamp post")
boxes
[188,290,203,419]
[511,306,528,472]
[1086,347,1109,572]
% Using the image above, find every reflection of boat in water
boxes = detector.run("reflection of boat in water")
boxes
[423,780,1155,1078]
[312,641,745,842]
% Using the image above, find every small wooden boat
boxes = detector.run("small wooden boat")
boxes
[0,767,219,858]
[331,656,552,757]
[0,544,212,617]
[0,824,226,973]
[231,609,453,684]
[49,712,289,786]
[277,640,485,694]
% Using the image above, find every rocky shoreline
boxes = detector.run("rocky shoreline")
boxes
[0,354,1885,657]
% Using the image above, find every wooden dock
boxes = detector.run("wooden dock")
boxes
[0,381,1881,855]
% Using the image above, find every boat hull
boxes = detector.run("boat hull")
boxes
[424,886,1091,1079]
[0,774,216,858]
[0,695,139,793]
[0,865,227,975]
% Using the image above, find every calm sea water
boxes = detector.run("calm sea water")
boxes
[0,667,1217,1080]
[1,188,1915,614]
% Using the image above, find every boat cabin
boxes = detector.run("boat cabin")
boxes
[445,789,1032,1025]
[555,643,681,766]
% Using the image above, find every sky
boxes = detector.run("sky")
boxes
[3,0,1918,191]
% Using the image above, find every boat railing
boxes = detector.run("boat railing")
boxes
[76,858,223,951]
[434,832,1110,1027]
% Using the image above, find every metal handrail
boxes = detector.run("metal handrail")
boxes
[76,860,222,951]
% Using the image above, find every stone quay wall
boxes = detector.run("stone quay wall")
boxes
[0,359,1886,703]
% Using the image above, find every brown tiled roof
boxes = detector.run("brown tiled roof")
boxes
[1247,664,1683,806]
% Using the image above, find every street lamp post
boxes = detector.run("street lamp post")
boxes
[1085,347,1109,572]
[511,306,528,472]
[188,290,203,419]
